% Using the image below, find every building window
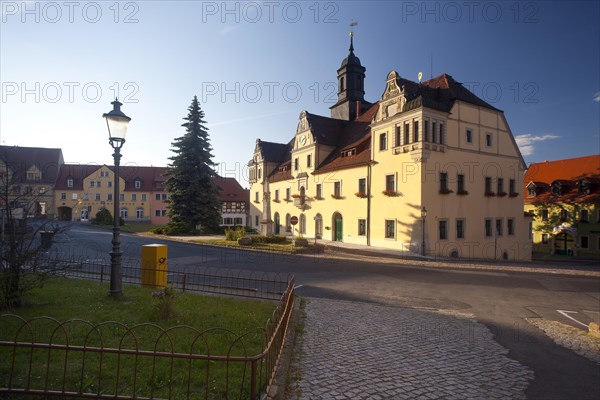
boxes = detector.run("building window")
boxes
[385,174,395,191]
[456,219,465,239]
[67,178,73,188]
[497,178,505,195]
[108,181,112,188]
[485,177,493,194]
[121,208,128,219]
[90,181,95,188]
[39,186,46,194]
[358,178,366,195]
[299,214,306,234]
[155,210,161,217]
[439,123,444,144]
[155,194,161,200]
[508,218,515,235]
[255,192,259,203]
[234,217,243,225]
[72,193,78,200]
[162,193,168,201]
[528,186,536,197]
[379,133,387,151]
[274,189,279,201]
[431,122,436,143]
[307,154,312,168]
[119,194,125,201]
[286,188,291,201]
[580,209,589,222]
[358,219,366,236]
[424,120,429,142]
[486,133,493,147]
[457,174,466,193]
[131,194,137,201]
[466,129,473,143]
[136,208,144,219]
[141,194,147,201]
[108,194,113,201]
[385,220,395,239]
[334,181,342,198]
[541,209,548,221]
[395,126,402,146]
[404,123,410,145]
[95,193,100,201]
[294,158,299,171]
[439,220,448,240]
[496,218,503,236]
[101,170,109,177]
[255,215,259,226]
[440,172,448,192]
[135,180,141,189]
[316,184,322,199]
[509,179,516,195]
[542,233,549,244]
[413,121,419,142]
[485,219,492,237]
[560,209,568,221]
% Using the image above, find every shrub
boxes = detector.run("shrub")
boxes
[225,226,246,241]
[91,208,124,226]
[250,235,288,244]
[161,221,196,235]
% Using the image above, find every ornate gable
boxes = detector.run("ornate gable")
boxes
[376,71,407,122]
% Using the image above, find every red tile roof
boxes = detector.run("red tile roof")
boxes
[525,155,600,188]
[524,155,600,205]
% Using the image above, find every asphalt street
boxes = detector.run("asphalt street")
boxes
[48,223,600,399]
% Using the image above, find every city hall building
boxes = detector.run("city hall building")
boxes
[248,35,531,261]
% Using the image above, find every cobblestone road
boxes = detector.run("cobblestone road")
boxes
[287,298,533,399]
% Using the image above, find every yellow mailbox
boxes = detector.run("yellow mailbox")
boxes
[141,244,168,288]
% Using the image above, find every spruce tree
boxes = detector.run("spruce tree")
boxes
[165,96,221,233]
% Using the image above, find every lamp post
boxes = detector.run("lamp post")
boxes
[421,206,427,256]
[103,99,131,297]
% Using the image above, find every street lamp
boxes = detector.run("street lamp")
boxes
[421,206,427,256]
[103,99,131,297]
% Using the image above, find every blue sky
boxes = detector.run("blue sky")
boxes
[1,1,598,186]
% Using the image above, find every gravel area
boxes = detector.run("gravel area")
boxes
[527,318,600,364]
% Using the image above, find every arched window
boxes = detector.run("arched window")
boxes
[120,208,128,219]
[285,213,291,233]
[299,214,306,234]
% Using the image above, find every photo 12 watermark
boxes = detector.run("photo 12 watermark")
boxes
[200,1,340,24]
[399,1,540,24]
[1,81,140,104]
[1,1,140,24]
[201,81,338,104]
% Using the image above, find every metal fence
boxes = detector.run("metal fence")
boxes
[0,260,296,399]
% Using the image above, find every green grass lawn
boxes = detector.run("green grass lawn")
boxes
[1,277,277,399]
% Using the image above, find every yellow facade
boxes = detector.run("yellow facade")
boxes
[55,165,151,223]
[249,68,531,261]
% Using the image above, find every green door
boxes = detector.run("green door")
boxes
[335,217,343,241]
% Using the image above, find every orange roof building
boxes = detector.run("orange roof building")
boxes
[524,155,600,257]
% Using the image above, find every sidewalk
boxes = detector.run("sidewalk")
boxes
[286,298,533,399]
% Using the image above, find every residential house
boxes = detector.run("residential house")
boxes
[524,155,600,257]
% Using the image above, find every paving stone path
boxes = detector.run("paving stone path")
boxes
[287,298,533,399]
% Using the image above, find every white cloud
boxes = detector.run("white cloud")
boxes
[515,134,560,157]
[594,92,600,102]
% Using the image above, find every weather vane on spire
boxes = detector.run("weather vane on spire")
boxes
[349,20,358,52]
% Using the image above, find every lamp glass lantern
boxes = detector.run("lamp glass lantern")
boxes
[103,99,131,147]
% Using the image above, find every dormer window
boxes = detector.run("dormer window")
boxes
[579,179,590,195]
[342,148,356,157]
[134,179,142,189]
[67,177,74,188]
